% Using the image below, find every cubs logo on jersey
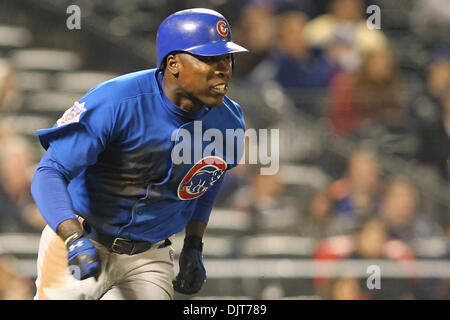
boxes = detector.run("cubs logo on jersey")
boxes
[177,156,227,200]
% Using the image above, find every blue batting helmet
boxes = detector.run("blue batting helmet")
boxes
[156,8,248,69]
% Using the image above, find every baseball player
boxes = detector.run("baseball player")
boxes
[31,8,248,300]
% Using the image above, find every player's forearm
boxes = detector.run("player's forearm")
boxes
[31,150,78,235]
[57,219,83,239]
[185,219,207,238]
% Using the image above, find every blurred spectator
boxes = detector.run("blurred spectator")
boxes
[328,46,420,159]
[232,4,276,78]
[418,89,450,181]
[314,218,416,261]
[230,169,299,234]
[410,0,450,33]
[242,0,330,19]
[315,218,417,299]
[297,188,349,239]
[329,149,382,229]
[246,11,339,115]
[354,219,389,258]
[378,177,447,256]
[353,122,420,161]
[326,47,406,136]
[0,59,21,113]
[413,48,450,180]
[303,0,388,58]
[0,255,16,296]
[321,277,369,300]
[436,227,450,299]
[289,0,331,19]
[437,279,450,300]
[353,219,416,299]
[274,11,339,89]
[324,23,362,74]
[379,177,449,299]
[1,275,34,300]
[0,121,46,233]
[0,255,34,300]
[408,47,450,128]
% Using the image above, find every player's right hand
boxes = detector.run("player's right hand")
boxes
[65,231,101,280]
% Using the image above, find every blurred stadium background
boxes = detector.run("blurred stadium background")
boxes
[0,0,449,300]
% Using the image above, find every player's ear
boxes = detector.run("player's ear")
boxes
[166,54,180,77]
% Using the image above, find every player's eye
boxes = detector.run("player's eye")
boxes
[194,55,215,63]
[222,54,232,64]
[194,54,231,65]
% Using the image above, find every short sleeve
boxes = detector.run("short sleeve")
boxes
[36,93,119,178]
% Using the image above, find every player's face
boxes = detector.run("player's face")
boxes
[176,53,233,107]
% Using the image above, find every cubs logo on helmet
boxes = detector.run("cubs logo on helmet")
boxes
[216,20,229,37]
[177,156,227,200]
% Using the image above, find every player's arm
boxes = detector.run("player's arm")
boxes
[31,97,119,281]
[185,219,207,238]
[57,219,83,239]
[31,148,79,234]
[31,147,100,280]
[173,173,226,295]
[31,150,83,238]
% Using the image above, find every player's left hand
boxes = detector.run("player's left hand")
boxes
[173,236,206,294]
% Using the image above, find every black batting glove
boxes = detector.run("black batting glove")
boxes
[173,236,206,294]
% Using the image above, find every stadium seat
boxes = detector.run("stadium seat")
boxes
[23,91,82,113]
[206,209,252,236]
[16,71,51,92]
[240,234,317,258]
[280,164,331,190]
[10,48,81,72]
[0,114,55,137]
[54,71,118,93]
[0,25,31,50]
[171,234,238,259]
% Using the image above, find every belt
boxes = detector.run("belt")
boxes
[82,220,171,255]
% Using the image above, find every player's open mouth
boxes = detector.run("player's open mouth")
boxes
[211,83,228,95]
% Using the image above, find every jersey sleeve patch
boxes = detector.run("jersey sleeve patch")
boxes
[57,101,87,127]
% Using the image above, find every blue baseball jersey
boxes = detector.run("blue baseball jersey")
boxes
[34,68,245,243]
